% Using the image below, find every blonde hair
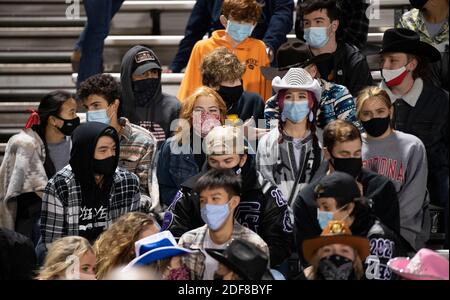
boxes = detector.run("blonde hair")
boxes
[176,86,227,141]
[356,86,392,119]
[93,212,157,279]
[36,236,93,280]
[201,47,246,88]
[308,246,364,280]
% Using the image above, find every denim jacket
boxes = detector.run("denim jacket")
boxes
[156,136,200,206]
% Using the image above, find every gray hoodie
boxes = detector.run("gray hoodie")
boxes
[121,45,181,148]
[362,130,429,250]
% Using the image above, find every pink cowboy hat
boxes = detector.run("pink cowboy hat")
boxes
[387,248,449,280]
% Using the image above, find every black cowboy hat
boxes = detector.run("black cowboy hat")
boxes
[261,40,332,80]
[379,28,441,62]
[205,239,274,280]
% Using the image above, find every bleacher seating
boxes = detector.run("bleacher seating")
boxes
[0,0,411,161]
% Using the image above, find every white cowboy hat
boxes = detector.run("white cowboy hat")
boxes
[272,67,322,103]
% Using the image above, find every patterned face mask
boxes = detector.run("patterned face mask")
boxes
[316,254,356,280]
[192,111,221,138]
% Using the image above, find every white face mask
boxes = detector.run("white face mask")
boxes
[381,66,409,87]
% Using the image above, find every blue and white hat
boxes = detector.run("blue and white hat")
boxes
[122,231,194,272]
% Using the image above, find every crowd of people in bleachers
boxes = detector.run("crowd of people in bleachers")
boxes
[0,0,449,280]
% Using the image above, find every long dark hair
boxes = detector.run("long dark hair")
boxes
[34,90,74,130]
[32,90,74,178]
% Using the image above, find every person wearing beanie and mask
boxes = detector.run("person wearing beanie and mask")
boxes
[398,0,448,91]
[309,173,414,280]
[120,46,181,147]
[77,74,160,215]
[178,168,269,280]
[295,0,372,96]
[40,122,141,249]
[165,125,292,269]
[357,87,429,250]
[292,119,400,267]
[176,0,272,102]
[378,28,448,247]
[257,68,322,208]
[262,40,362,134]
[0,91,79,243]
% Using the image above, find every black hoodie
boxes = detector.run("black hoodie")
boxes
[121,45,181,148]
[69,122,121,242]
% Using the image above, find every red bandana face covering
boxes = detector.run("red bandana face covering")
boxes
[192,111,221,138]
[382,66,409,87]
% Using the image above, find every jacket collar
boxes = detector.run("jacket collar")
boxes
[381,78,424,107]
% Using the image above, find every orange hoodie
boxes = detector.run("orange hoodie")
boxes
[177,30,272,102]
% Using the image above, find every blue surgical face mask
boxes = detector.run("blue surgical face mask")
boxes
[226,20,254,43]
[304,26,330,49]
[281,101,310,123]
[317,205,349,229]
[86,109,110,124]
[317,209,334,230]
[201,201,231,231]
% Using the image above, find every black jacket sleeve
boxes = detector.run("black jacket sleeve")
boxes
[169,0,214,72]
[259,186,293,267]
[343,44,373,96]
[166,188,203,238]
[292,185,322,267]
[362,173,401,235]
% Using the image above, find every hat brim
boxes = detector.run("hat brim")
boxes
[387,257,449,280]
[272,76,322,102]
[261,53,332,81]
[303,234,370,264]
[261,67,288,81]
[133,62,161,75]
[206,248,269,280]
[123,246,195,271]
[379,40,441,62]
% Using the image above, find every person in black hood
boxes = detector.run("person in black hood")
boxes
[40,122,141,247]
[163,125,293,268]
[120,45,181,147]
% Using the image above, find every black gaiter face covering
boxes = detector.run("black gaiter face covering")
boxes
[93,156,117,176]
[133,78,159,106]
[361,116,390,138]
[316,254,356,280]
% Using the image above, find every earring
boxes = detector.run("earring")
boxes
[308,111,314,122]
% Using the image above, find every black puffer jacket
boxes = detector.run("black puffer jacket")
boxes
[164,158,293,267]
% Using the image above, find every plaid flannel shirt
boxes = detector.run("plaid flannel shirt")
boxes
[178,222,269,280]
[398,9,449,50]
[40,165,141,249]
[119,118,160,213]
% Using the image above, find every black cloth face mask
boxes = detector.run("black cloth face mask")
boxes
[329,154,362,178]
[55,116,80,136]
[361,116,390,137]
[218,85,244,109]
